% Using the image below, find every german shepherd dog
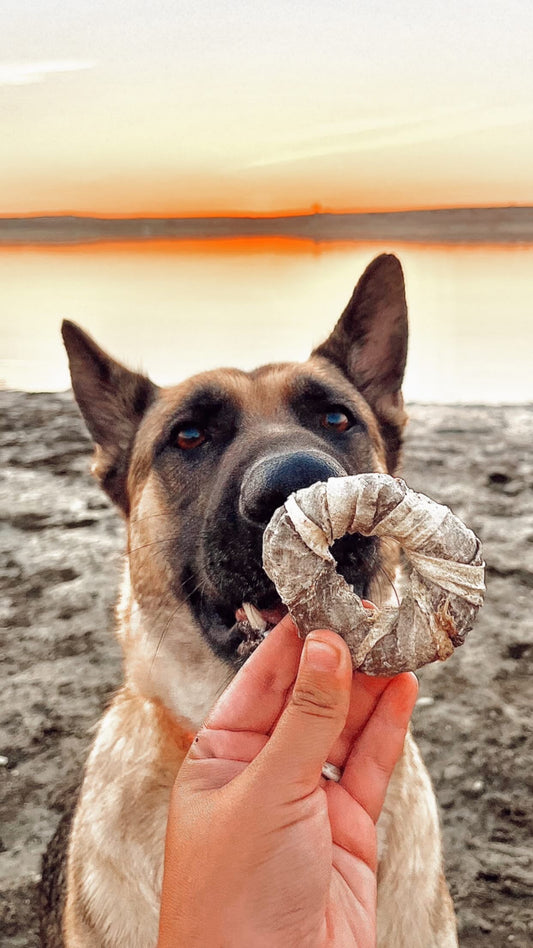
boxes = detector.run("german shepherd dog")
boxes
[40,254,457,946]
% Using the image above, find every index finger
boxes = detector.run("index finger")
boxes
[205,615,303,735]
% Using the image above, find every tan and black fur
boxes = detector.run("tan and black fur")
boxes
[40,254,457,947]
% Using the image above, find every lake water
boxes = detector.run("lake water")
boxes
[1,239,531,402]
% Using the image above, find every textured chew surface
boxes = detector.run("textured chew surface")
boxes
[262,473,485,675]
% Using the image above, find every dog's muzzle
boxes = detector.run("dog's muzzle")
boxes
[192,449,378,667]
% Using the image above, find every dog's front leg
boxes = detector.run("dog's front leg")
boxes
[63,688,188,948]
[376,730,458,948]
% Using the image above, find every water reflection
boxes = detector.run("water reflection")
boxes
[1,239,531,401]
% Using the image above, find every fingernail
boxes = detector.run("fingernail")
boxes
[305,635,341,672]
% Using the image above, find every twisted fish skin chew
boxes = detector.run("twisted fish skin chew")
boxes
[262,473,485,676]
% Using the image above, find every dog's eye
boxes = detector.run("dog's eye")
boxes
[176,426,206,450]
[320,410,351,432]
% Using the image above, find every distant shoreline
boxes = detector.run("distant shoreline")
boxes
[1,206,533,246]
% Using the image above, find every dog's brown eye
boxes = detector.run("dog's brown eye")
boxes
[176,426,206,450]
[320,410,351,432]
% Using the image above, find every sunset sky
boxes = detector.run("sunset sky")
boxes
[3,0,533,216]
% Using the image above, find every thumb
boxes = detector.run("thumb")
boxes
[251,629,352,800]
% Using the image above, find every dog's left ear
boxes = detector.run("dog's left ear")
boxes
[62,320,157,514]
[313,253,408,471]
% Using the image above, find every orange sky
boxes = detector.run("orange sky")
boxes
[4,114,533,218]
[3,1,533,216]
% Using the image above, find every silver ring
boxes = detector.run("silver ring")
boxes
[321,761,342,782]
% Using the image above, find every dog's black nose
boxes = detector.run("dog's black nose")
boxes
[239,451,346,527]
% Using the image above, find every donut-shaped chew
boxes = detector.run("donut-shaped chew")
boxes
[262,473,485,676]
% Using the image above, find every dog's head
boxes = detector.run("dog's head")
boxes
[63,253,408,717]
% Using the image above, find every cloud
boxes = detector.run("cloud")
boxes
[0,60,95,86]
[241,104,533,170]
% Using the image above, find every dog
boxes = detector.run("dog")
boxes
[39,253,458,946]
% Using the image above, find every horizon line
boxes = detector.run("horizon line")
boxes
[2,203,533,222]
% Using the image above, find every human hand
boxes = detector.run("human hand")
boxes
[157,616,418,947]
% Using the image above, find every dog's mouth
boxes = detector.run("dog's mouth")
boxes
[193,585,378,669]
[234,600,289,659]
[191,584,288,666]
[234,595,377,662]
[189,533,381,667]
[236,601,288,631]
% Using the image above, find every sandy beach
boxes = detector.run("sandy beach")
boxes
[0,391,532,946]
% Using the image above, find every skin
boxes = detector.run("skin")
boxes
[157,616,418,948]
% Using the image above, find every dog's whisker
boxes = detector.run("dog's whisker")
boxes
[125,536,178,556]
[129,512,172,527]
[149,603,183,676]
[149,579,207,674]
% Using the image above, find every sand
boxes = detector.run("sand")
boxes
[0,391,532,946]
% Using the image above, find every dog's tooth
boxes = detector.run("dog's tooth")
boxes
[242,602,268,632]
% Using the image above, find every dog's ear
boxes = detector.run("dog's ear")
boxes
[61,320,157,514]
[313,253,408,471]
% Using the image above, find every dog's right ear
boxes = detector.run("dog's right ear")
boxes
[312,254,408,472]
[61,320,157,514]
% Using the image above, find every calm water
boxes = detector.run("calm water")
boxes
[1,239,532,402]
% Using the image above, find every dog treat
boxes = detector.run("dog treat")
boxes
[261,473,485,675]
